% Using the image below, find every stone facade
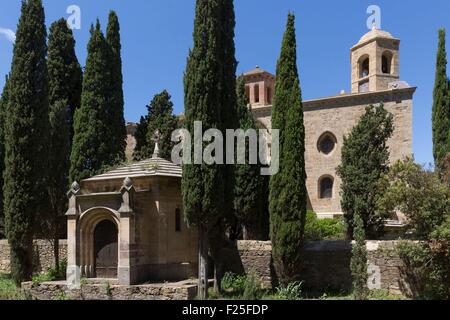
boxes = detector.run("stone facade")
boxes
[244,28,415,219]
[22,280,198,300]
[0,240,67,275]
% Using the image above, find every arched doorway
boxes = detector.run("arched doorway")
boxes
[94,220,118,278]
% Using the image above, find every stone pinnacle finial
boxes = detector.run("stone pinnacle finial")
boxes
[124,177,133,188]
[71,181,80,192]
[151,130,161,158]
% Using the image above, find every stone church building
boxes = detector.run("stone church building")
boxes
[66,28,414,286]
[244,28,414,219]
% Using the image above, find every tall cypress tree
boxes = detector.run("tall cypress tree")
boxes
[4,0,50,284]
[337,104,394,239]
[0,76,9,239]
[70,21,111,183]
[351,211,368,300]
[220,0,238,231]
[44,18,82,269]
[234,76,267,240]
[269,13,307,284]
[183,0,233,299]
[432,29,450,172]
[106,11,126,163]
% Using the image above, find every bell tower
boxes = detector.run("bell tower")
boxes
[242,66,275,108]
[351,28,400,93]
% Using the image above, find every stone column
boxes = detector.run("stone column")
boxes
[65,182,81,288]
[118,177,135,285]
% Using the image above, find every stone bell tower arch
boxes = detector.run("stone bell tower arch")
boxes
[351,28,400,93]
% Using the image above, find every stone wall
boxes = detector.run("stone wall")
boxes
[298,241,352,293]
[237,241,272,289]
[0,240,67,274]
[236,240,410,296]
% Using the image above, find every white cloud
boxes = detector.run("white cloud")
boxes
[0,28,16,43]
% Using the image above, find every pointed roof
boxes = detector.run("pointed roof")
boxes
[83,157,182,182]
[243,66,274,77]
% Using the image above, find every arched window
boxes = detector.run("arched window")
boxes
[317,132,337,155]
[319,176,334,199]
[254,84,260,103]
[360,57,370,78]
[382,51,392,74]
[175,208,181,232]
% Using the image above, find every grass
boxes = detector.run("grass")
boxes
[203,287,407,301]
[0,273,28,300]
[318,290,407,300]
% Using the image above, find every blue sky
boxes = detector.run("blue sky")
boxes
[0,0,448,165]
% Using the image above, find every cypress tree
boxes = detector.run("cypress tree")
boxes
[70,21,111,183]
[432,29,450,171]
[4,0,50,284]
[0,76,9,239]
[143,90,178,160]
[337,104,394,239]
[106,11,126,163]
[234,76,266,240]
[220,0,239,229]
[183,0,233,298]
[134,116,148,160]
[269,13,307,284]
[351,211,369,300]
[44,18,82,269]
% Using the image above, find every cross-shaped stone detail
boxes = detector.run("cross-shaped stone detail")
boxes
[151,130,161,158]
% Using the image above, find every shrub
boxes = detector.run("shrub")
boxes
[397,241,450,300]
[32,258,67,286]
[242,273,264,300]
[304,211,345,241]
[276,281,303,300]
[221,272,247,294]
[0,273,27,300]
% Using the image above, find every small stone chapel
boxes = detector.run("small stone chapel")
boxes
[65,145,198,286]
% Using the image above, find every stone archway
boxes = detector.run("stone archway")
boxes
[94,220,118,278]
[78,207,120,278]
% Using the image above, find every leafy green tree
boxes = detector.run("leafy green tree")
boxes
[382,159,450,299]
[143,90,178,160]
[4,0,50,285]
[182,0,238,298]
[432,29,450,172]
[233,76,268,240]
[377,159,450,239]
[44,18,82,270]
[269,13,307,284]
[351,211,368,300]
[106,11,126,163]
[337,104,394,239]
[70,21,112,183]
[0,76,9,239]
